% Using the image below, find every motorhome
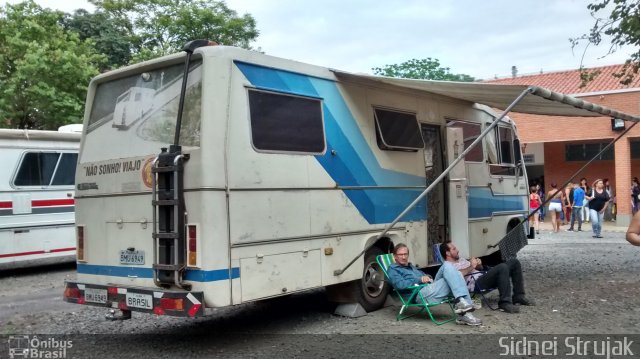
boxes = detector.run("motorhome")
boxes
[66,43,604,319]
[0,128,80,270]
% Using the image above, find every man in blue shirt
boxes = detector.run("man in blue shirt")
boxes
[568,183,585,232]
[386,243,482,326]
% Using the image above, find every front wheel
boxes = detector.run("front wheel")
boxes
[356,247,390,312]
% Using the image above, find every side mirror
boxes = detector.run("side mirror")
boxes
[513,139,522,164]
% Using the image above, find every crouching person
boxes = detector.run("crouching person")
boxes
[441,239,535,313]
[386,243,482,326]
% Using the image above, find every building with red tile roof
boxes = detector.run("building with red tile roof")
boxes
[485,64,640,226]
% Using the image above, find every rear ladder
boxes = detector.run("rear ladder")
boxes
[151,145,190,290]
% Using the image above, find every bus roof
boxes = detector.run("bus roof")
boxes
[0,129,81,142]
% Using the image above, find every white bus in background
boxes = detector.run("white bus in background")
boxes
[0,128,80,270]
[63,44,535,319]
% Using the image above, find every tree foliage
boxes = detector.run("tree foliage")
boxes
[572,0,640,85]
[372,58,475,82]
[0,1,105,129]
[89,0,259,62]
[62,9,133,70]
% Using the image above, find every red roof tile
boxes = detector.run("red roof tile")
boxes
[484,64,640,94]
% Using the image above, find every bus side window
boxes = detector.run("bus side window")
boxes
[51,153,78,186]
[14,152,60,187]
[248,89,325,154]
[374,108,423,151]
[489,126,516,176]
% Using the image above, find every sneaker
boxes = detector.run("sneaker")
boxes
[454,297,475,314]
[455,312,482,326]
[499,302,520,313]
[566,228,574,232]
[595,235,603,238]
[513,297,536,306]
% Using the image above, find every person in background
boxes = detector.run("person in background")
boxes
[586,179,610,238]
[632,177,640,215]
[579,178,590,223]
[537,183,545,222]
[563,182,574,226]
[625,211,640,246]
[529,185,541,234]
[567,182,584,232]
[547,183,563,233]
[603,179,614,222]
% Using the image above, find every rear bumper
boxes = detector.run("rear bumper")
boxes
[63,280,205,317]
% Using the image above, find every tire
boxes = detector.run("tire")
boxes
[356,247,390,312]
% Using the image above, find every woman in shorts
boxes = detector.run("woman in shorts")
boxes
[547,183,563,233]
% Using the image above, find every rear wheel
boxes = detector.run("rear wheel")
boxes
[356,247,390,312]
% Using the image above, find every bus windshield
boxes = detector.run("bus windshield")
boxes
[82,60,202,163]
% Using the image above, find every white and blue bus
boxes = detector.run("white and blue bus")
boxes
[63,44,534,318]
[0,128,80,270]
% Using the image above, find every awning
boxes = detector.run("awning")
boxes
[332,70,640,122]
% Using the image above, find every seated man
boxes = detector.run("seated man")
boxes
[440,240,534,313]
[386,243,482,326]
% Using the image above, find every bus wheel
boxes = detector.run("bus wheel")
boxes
[356,247,390,312]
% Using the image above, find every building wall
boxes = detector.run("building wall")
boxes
[510,90,640,226]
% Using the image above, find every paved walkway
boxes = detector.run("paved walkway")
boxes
[534,218,626,233]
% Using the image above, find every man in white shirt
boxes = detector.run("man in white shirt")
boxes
[440,240,534,313]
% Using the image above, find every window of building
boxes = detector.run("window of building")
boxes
[630,140,640,159]
[14,152,77,187]
[374,108,424,151]
[565,143,614,161]
[248,89,325,154]
[446,120,483,162]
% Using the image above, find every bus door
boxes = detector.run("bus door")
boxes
[446,127,470,256]
[421,124,446,263]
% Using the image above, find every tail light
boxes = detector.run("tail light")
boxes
[187,224,197,267]
[76,226,85,261]
[64,287,80,299]
[160,298,184,311]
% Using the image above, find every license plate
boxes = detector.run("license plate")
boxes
[120,250,145,265]
[84,287,107,304]
[126,292,153,309]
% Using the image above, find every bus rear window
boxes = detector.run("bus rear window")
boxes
[83,60,202,161]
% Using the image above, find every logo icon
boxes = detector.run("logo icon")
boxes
[8,335,30,359]
[141,157,154,189]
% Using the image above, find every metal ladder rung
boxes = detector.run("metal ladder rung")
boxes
[152,166,177,173]
[153,232,179,239]
[153,264,183,271]
[152,200,178,206]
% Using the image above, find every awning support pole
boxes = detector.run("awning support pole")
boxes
[333,87,535,276]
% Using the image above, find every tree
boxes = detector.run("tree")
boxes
[572,0,640,85]
[89,0,259,62]
[0,1,105,129]
[372,58,475,81]
[62,9,134,70]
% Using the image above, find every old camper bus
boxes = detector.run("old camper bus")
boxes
[64,44,532,318]
[0,128,80,270]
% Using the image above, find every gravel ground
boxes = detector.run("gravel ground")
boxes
[1,222,639,357]
[2,221,638,336]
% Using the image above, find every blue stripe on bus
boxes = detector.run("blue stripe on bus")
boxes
[235,61,427,224]
[77,264,240,282]
[468,187,525,218]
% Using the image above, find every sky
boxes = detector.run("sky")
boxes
[1,0,635,80]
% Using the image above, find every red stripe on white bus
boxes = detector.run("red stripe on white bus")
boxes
[0,247,76,259]
[32,199,75,207]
